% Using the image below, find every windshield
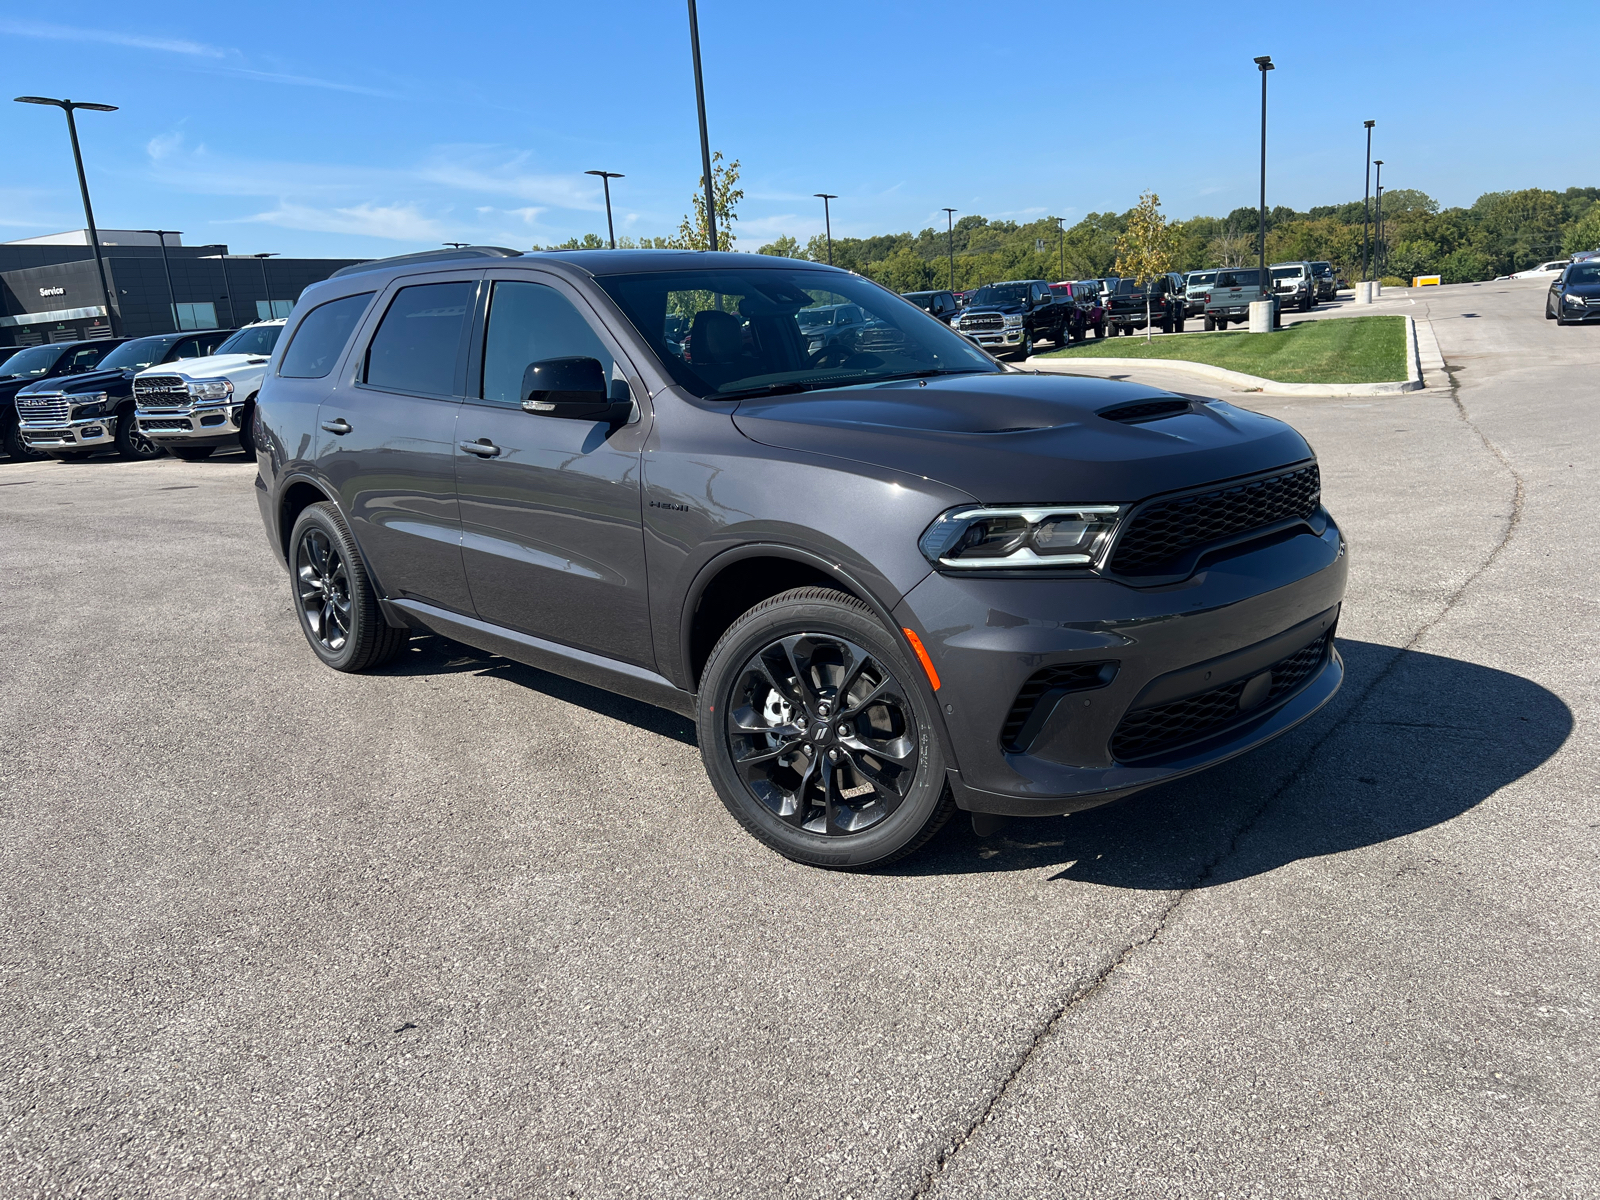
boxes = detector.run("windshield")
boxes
[1311,262,1332,275]
[0,344,67,380]
[969,283,1032,306]
[1187,272,1217,286]
[1112,279,1146,295]
[1271,266,1303,280]
[902,292,935,310]
[1216,270,1263,288]
[216,324,285,356]
[797,307,838,327]
[1568,264,1600,283]
[99,336,176,372]
[595,267,999,399]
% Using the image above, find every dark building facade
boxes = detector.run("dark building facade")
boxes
[0,239,365,348]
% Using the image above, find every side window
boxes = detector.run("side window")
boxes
[365,282,474,396]
[280,292,374,379]
[481,280,619,406]
[67,346,107,371]
[170,337,203,360]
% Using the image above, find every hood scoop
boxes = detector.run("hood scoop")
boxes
[1098,399,1193,424]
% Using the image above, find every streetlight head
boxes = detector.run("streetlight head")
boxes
[252,252,278,259]
[1364,119,1375,129]
[1374,159,1384,166]
[75,103,119,112]
[1254,55,1274,70]
[584,170,625,180]
[15,95,64,106]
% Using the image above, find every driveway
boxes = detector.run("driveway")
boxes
[1,277,1594,1198]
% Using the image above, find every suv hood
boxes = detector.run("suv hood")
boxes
[732,373,1312,503]
[139,352,271,381]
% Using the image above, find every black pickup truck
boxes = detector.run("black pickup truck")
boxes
[1104,273,1187,335]
[948,279,1068,357]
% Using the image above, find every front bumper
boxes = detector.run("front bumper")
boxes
[957,326,1026,348]
[895,516,1348,816]
[136,402,246,447]
[1559,300,1600,321]
[19,415,117,449]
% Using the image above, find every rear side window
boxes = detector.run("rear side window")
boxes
[280,293,374,379]
[364,282,474,396]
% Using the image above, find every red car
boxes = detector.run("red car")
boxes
[1050,281,1106,340]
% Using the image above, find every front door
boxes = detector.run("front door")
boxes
[452,273,654,667]
[315,273,478,614]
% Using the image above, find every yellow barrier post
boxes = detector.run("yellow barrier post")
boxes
[1413,275,1441,287]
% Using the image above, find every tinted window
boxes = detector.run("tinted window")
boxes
[0,344,67,379]
[216,324,283,356]
[171,337,205,359]
[279,293,374,379]
[482,280,618,406]
[1567,264,1600,284]
[1216,270,1263,288]
[364,282,473,395]
[100,337,180,372]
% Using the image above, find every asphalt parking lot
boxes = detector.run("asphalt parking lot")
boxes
[2,277,1595,1198]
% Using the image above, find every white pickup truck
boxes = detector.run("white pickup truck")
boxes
[132,319,285,459]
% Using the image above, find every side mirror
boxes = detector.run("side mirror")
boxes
[521,356,630,422]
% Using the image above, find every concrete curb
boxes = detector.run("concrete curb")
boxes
[1026,314,1425,397]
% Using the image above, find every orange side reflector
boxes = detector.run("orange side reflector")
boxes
[902,627,941,691]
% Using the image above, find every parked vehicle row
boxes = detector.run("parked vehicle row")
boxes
[249,244,1347,868]
[0,320,286,462]
[1103,273,1187,336]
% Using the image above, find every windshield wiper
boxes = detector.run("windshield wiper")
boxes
[868,368,990,384]
[716,380,831,401]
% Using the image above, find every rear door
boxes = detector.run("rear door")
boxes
[315,272,479,614]
[452,270,654,666]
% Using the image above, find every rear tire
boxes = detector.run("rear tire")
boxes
[1172,314,1185,333]
[168,446,215,461]
[1203,314,1216,331]
[1094,321,1106,338]
[287,502,409,672]
[114,408,162,461]
[697,587,955,869]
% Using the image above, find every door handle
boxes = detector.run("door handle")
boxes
[320,418,352,435]
[459,439,502,457]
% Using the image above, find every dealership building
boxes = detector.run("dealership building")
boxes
[0,230,365,350]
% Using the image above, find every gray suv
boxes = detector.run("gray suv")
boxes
[254,247,1347,868]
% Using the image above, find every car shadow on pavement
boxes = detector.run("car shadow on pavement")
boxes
[379,634,699,745]
[894,639,1572,887]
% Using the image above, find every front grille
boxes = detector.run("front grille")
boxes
[15,395,70,425]
[134,376,190,408]
[1002,661,1116,752]
[962,314,1003,331]
[140,418,192,432]
[1110,633,1331,761]
[1099,399,1192,424]
[1110,464,1320,574]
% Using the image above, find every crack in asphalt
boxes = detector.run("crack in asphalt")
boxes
[908,310,1527,1199]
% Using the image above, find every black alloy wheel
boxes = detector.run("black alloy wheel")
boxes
[114,407,161,461]
[3,418,45,462]
[288,502,409,671]
[698,587,953,868]
[1019,329,1034,358]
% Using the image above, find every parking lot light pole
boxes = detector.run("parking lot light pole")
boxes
[15,96,121,337]
[252,253,278,321]
[1254,57,1273,293]
[138,229,182,332]
[686,0,717,252]
[199,249,237,328]
[1373,161,1384,279]
[585,171,625,249]
[1053,216,1065,282]
[814,194,837,265]
[1361,120,1375,283]
[942,208,958,291]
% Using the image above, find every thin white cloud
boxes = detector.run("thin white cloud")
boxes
[197,66,396,98]
[415,148,599,210]
[241,202,445,242]
[0,18,227,58]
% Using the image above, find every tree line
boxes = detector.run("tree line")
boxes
[536,167,1600,291]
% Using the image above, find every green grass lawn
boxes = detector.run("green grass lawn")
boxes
[1038,315,1408,384]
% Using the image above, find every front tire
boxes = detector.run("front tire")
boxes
[697,587,955,869]
[114,408,161,461]
[288,502,409,672]
[1018,330,1034,358]
[4,418,45,462]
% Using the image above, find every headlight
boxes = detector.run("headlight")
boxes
[1002,314,1023,327]
[1564,292,1585,305]
[919,505,1123,569]
[187,379,234,400]
[72,392,110,418]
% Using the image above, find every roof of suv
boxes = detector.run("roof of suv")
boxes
[329,245,851,282]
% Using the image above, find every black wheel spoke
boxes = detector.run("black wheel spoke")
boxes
[837,676,893,720]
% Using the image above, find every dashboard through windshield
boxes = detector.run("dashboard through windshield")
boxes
[596,267,998,399]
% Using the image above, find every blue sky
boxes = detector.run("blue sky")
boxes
[2,2,1595,259]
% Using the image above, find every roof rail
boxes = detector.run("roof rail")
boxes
[329,245,524,279]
